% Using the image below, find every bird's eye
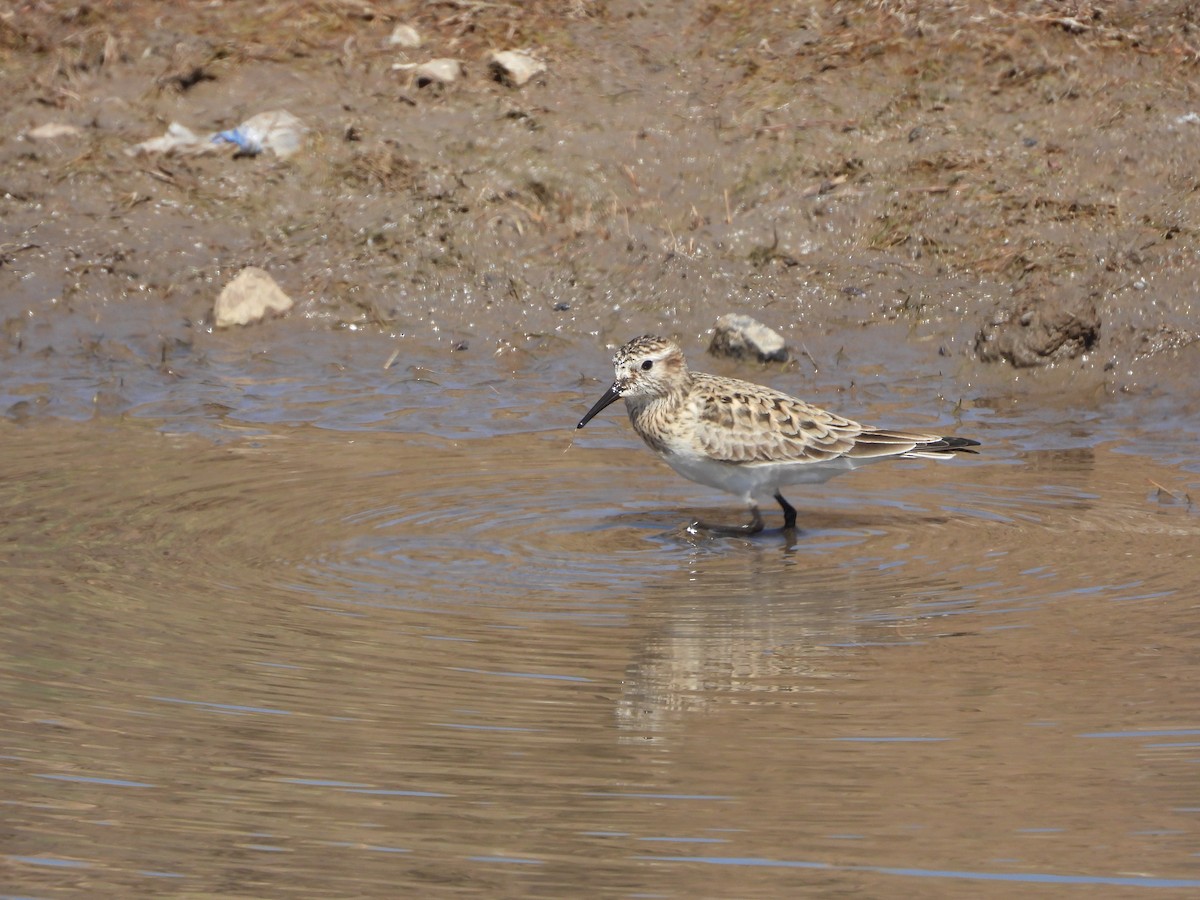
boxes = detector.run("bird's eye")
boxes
[641,360,653,371]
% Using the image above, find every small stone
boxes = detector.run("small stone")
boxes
[27,123,84,140]
[214,267,294,327]
[708,314,789,363]
[399,58,463,88]
[388,24,422,49]
[487,50,546,88]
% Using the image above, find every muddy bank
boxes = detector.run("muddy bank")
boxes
[3,0,1200,413]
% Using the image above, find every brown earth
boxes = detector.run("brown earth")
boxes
[3,0,1200,398]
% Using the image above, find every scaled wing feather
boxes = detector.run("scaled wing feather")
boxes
[690,374,867,464]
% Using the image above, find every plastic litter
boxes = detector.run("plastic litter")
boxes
[127,110,306,159]
[212,110,306,157]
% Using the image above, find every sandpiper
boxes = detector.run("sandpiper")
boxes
[577,335,979,534]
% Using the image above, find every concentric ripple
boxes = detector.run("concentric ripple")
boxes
[276,430,691,616]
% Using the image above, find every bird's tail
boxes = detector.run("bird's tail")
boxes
[848,430,980,461]
[903,436,981,460]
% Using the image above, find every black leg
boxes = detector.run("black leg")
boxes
[775,492,797,530]
[691,504,765,536]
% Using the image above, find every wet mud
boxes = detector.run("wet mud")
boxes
[3,2,1200,896]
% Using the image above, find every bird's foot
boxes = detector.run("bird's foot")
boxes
[687,520,764,536]
[686,508,765,536]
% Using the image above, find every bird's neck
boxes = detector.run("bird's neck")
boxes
[624,373,692,453]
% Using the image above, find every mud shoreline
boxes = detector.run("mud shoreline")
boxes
[4,1,1200,419]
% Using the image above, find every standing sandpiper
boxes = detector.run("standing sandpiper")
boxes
[577,335,979,534]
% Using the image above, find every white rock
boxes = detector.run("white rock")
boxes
[214,267,294,327]
[27,123,84,140]
[708,314,789,363]
[397,58,463,88]
[487,49,545,87]
[388,24,422,48]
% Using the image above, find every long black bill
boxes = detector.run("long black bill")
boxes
[577,383,622,429]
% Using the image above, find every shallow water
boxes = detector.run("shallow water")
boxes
[3,339,1199,897]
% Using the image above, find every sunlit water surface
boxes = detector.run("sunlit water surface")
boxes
[2,336,1199,898]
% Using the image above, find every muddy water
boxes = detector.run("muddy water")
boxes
[3,345,1200,898]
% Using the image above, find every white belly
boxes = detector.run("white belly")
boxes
[661,450,860,501]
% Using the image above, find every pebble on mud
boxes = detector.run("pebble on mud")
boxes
[214,267,294,328]
[388,24,422,49]
[487,50,546,87]
[395,58,463,88]
[27,123,84,140]
[708,314,790,363]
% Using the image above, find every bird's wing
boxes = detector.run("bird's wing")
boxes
[687,374,867,463]
[687,374,959,465]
